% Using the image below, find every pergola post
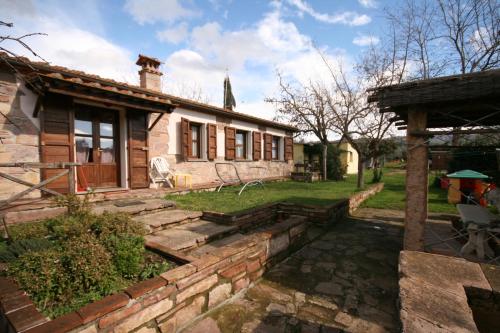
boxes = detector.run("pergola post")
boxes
[404,107,428,251]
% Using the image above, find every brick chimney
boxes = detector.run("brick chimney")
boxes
[136,54,163,92]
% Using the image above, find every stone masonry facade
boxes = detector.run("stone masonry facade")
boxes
[0,72,40,200]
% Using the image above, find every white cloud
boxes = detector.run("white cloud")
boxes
[161,5,350,121]
[358,0,377,9]
[124,0,199,25]
[2,2,136,84]
[287,0,371,26]
[156,22,189,44]
[352,34,379,46]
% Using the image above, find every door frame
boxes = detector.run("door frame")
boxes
[73,101,123,191]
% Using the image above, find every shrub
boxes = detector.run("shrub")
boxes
[9,249,70,309]
[9,222,49,241]
[327,144,346,181]
[0,238,53,262]
[103,235,145,278]
[61,234,119,294]
[372,168,384,183]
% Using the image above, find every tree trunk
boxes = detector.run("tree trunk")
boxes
[322,143,328,181]
[357,158,365,189]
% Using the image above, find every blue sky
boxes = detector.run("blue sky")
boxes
[2,0,397,120]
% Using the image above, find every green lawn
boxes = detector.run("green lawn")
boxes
[361,170,457,214]
[166,168,457,214]
[167,174,364,214]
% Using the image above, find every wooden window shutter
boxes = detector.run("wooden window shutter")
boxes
[284,137,293,161]
[181,117,190,161]
[40,95,74,194]
[264,133,273,161]
[207,123,217,160]
[225,126,236,160]
[128,110,149,189]
[252,132,261,161]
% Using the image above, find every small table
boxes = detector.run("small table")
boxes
[457,204,496,259]
[174,173,192,189]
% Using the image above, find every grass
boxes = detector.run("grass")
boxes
[168,167,457,215]
[167,173,365,214]
[361,169,458,214]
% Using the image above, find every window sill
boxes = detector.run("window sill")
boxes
[271,160,287,163]
[234,159,252,162]
[186,158,209,162]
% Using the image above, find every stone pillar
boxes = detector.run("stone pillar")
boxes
[404,108,428,251]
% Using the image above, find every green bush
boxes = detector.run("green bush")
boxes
[0,238,53,262]
[9,249,69,308]
[326,144,346,181]
[9,222,49,241]
[372,168,384,183]
[4,194,170,317]
[104,235,145,278]
[62,234,119,294]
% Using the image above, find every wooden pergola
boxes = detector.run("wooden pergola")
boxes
[368,69,500,251]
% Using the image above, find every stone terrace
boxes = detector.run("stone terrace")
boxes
[183,209,404,333]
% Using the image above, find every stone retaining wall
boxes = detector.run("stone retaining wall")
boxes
[0,216,312,333]
[203,182,384,228]
[348,182,384,214]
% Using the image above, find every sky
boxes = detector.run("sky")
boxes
[1,0,397,121]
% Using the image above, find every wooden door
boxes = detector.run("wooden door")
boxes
[128,110,149,189]
[74,107,119,189]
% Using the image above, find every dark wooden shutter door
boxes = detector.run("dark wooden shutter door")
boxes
[207,124,217,160]
[252,132,261,161]
[128,110,149,189]
[40,95,74,194]
[225,127,236,160]
[284,137,293,161]
[181,118,190,160]
[264,133,272,161]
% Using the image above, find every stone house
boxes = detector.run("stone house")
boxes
[0,53,295,200]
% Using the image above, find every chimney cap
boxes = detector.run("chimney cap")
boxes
[136,54,162,67]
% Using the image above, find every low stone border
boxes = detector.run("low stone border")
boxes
[348,182,384,214]
[398,251,499,333]
[203,182,384,227]
[0,215,314,333]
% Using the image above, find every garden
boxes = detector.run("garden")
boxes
[0,195,175,318]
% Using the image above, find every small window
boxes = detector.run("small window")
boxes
[272,136,280,160]
[189,123,201,158]
[349,151,353,162]
[235,130,247,159]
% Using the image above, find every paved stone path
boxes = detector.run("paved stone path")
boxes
[183,209,404,333]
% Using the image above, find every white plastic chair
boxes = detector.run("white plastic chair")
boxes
[150,157,174,188]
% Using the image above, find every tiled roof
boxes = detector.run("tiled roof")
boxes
[0,52,297,131]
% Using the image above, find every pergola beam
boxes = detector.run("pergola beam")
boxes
[409,128,500,137]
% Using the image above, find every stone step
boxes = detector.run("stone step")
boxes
[145,220,238,252]
[92,198,176,216]
[133,209,203,234]
[3,198,176,225]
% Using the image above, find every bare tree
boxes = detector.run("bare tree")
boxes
[0,20,47,63]
[164,81,211,104]
[266,72,336,180]
[437,0,500,74]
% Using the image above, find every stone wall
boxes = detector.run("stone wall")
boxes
[0,71,40,200]
[0,216,313,333]
[164,155,294,186]
[203,182,384,228]
[348,182,384,214]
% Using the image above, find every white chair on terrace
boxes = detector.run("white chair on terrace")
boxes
[150,157,174,188]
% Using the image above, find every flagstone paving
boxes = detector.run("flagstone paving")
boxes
[183,209,404,333]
